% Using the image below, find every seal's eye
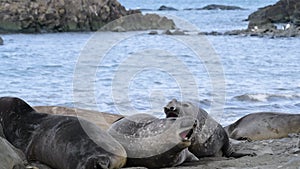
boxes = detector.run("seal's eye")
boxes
[182,104,189,107]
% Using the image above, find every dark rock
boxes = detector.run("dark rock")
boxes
[248,0,300,25]
[158,5,178,11]
[148,30,158,35]
[163,29,173,35]
[198,31,223,36]
[191,4,245,10]
[223,29,246,36]
[162,29,186,35]
[224,0,300,38]
[0,36,3,45]
[138,8,154,11]
[100,13,176,31]
[0,0,141,33]
[248,18,276,30]
[292,9,300,26]
[172,29,185,35]
[207,31,223,35]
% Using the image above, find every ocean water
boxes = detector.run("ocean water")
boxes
[1,0,300,126]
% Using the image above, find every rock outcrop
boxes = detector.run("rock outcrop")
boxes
[158,5,178,11]
[0,36,3,45]
[222,0,300,37]
[100,13,176,32]
[0,0,146,33]
[248,0,300,27]
[184,4,245,11]
[200,4,245,10]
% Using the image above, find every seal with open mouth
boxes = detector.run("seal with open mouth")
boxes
[108,113,199,168]
[164,99,252,158]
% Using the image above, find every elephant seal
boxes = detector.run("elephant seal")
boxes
[224,112,300,141]
[34,106,124,130]
[164,99,251,158]
[108,113,199,168]
[0,137,26,169]
[0,97,127,169]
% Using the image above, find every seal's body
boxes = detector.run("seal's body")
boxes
[225,112,300,141]
[0,97,126,169]
[108,114,198,168]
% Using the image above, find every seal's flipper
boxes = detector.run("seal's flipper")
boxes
[222,140,255,158]
[184,149,199,162]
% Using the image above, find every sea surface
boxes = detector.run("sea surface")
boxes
[1,0,300,126]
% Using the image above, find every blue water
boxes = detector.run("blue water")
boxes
[1,0,300,126]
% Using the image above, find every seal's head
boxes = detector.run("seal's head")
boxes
[0,97,35,117]
[164,99,199,118]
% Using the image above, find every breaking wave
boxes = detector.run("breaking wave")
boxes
[234,93,300,102]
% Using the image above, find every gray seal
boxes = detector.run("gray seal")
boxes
[0,97,127,169]
[164,99,251,158]
[108,113,199,168]
[224,112,300,141]
[0,126,26,169]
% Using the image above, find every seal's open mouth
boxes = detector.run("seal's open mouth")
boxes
[179,120,197,141]
[167,112,178,118]
[180,128,194,141]
[164,107,179,118]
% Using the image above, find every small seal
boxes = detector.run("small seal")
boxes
[0,97,127,169]
[108,113,199,168]
[34,106,124,130]
[224,112,300,141]
[164,99,251,158]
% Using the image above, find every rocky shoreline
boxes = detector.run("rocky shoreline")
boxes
[242,0,300,37]
[0,0,175,33]
[156,0,300,38]
[1,0,299,37]
[203,0,300,38]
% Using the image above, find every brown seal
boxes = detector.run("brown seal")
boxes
[224,112,300,141]
[34,106,123,130]
[0,97,126,169]
[164,99,252,158]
